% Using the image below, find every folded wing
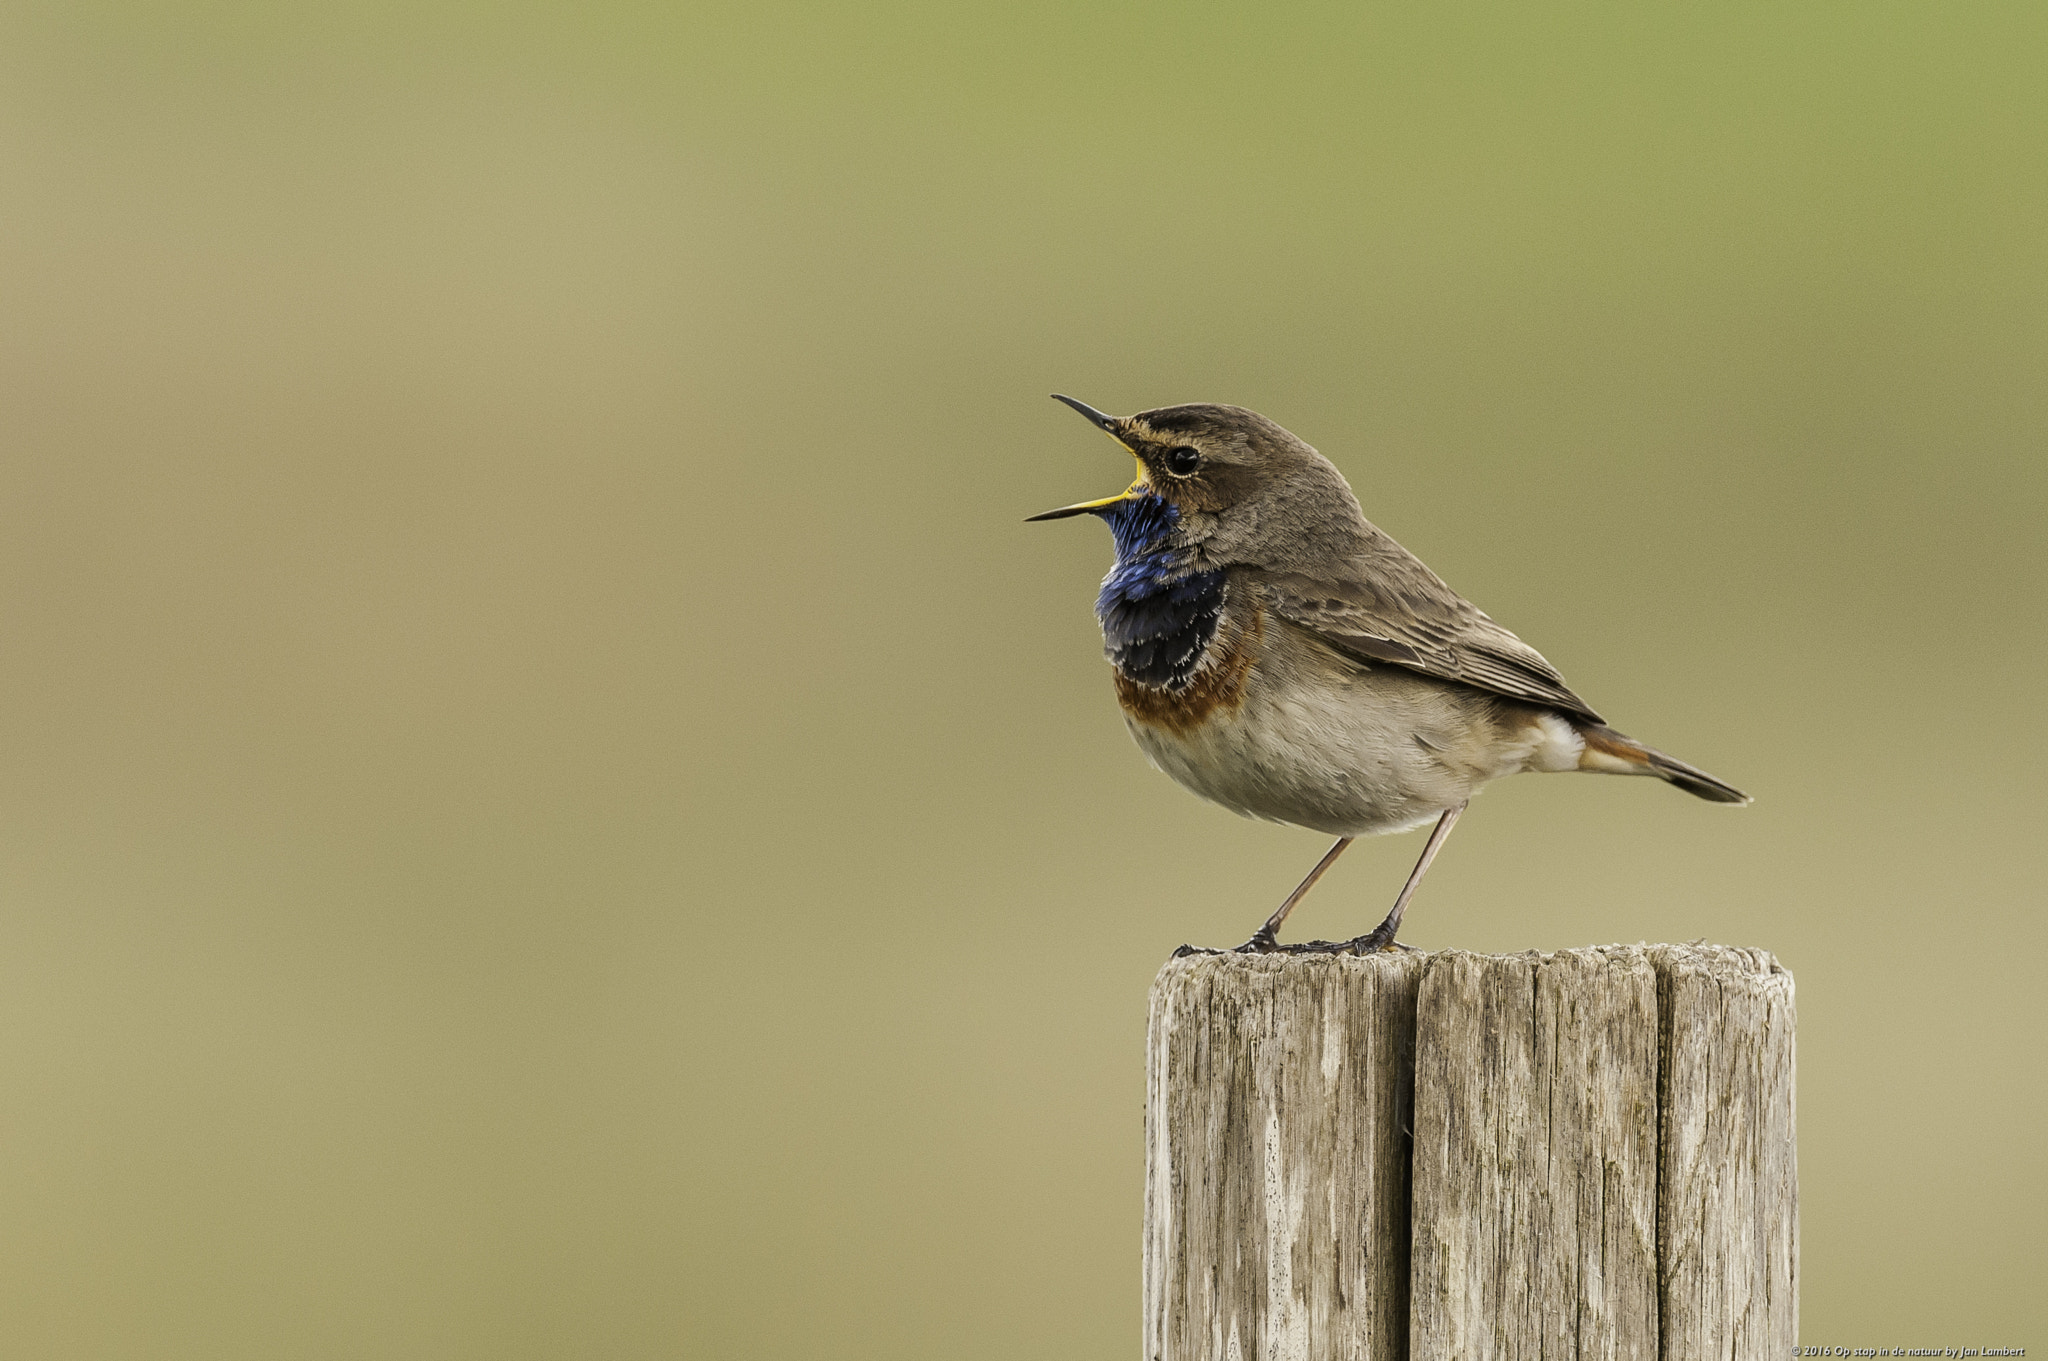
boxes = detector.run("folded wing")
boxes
[1250,529,1603,724]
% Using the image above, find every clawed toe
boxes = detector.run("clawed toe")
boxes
[1181,934,1416,958]
[1234,935,1359,955]
[1343,927,1403,955]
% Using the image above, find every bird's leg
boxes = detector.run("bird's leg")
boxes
[1344,802,1466,954]
[1236,837,1354,953]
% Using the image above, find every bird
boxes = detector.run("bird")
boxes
[1028,394,1749,955]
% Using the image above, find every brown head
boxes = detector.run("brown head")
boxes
[1028,395,1369,570]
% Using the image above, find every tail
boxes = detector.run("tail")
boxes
[1575,723,1751,805]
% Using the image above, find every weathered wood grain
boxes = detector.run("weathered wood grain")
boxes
[1143,944,1796,1361]
[1145,951,1425,1361]
[1652,945,1798,1360]
[1408,947,1661,1359]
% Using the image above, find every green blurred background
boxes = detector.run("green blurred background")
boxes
[2,1,2043,1355]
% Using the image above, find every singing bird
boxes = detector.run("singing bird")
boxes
[1029,395,1748,954]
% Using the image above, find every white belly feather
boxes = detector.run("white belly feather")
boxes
[1123,613,1583,838]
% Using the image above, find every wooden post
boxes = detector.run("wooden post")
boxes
[1144,944,1795,1361]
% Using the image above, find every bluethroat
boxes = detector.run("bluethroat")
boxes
[1029,396,1748,954]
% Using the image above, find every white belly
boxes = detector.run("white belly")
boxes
[1123,619,1580,837]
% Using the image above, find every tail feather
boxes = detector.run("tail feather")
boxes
[1576,723,1751,805]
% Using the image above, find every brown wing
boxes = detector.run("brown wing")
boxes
[1248,539,1604,724]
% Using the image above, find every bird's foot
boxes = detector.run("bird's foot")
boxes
[1174,933,1405,958]
[1228,933,1362,955]
[1341,925,1419,955]
[1170,937,1301,957]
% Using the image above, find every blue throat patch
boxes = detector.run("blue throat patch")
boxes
[1092,495,1225,691]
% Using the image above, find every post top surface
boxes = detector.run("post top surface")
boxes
[1153,942,1789,999]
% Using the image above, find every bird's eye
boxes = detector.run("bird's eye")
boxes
[1164,446,1202,476]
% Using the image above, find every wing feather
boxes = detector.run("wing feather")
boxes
[1250,543,1604,724]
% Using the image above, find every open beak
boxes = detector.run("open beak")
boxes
[1050,393,1121,432]
[1024,484,1147,521]
[1027,394,1147,522]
